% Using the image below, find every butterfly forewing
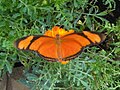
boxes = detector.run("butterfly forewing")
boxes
[60,34,90,59]
[83,31,106,44]
[15,36,58,61]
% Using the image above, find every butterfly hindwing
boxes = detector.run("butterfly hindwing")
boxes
[29,36,58,59]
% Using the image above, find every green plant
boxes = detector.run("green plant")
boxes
[0,0,120,89]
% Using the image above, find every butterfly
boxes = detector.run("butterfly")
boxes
[15,26,106,64]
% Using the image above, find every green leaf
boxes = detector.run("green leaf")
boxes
[74,0,78,8]
[0,60,5,70]
[26,73,38,81]
[97,10,108,16]
[12,13,21,19]
[86,16,92,29]
[5,60,12,74]
[80,80,88,87]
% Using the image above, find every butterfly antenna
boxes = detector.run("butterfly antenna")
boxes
[96,44,106,51]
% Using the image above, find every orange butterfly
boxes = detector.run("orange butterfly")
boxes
[15,26,106,64]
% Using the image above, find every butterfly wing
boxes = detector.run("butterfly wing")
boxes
[59,33,90,60]
[82,31,106,44]
[60,31,106,61]
[15,35,59,62]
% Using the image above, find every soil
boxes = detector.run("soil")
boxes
[0,67,29,90]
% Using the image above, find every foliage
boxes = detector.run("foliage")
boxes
[0,0,120,89]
